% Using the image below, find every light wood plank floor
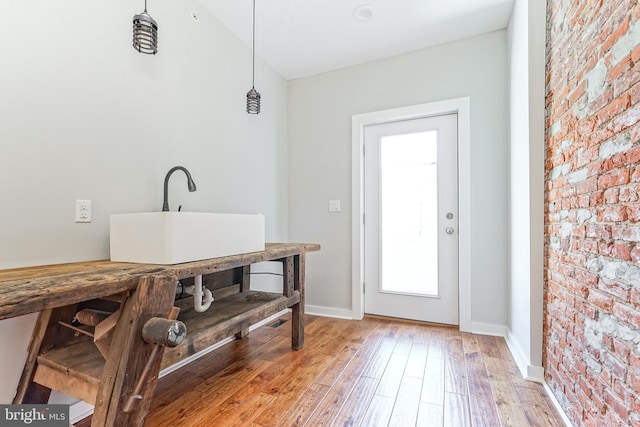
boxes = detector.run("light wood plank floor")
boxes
[128,314,564,426]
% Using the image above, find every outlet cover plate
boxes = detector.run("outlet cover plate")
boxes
[75,199,91,223]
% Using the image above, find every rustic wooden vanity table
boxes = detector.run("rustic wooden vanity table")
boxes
[0,242,319,426]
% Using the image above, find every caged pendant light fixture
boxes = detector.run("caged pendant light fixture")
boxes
[133,0,158,55]
[246,0,261,114]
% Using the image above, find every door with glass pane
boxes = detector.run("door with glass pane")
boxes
[364,114,458,324]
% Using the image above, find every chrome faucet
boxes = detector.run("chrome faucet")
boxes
[162,166,197,212]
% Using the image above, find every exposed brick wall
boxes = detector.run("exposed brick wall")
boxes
[545,0,640,425]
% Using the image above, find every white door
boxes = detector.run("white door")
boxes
[364,114,458,325]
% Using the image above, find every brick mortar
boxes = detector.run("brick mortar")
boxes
[545,0,640,425]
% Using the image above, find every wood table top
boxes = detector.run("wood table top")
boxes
[0,243,320,321]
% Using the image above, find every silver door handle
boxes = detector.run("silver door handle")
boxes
[445,227,455,234]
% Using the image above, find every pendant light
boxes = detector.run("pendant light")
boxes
[246,0,261,114]
[133,0,158,55]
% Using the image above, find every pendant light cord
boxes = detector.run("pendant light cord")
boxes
[245,0,260,114]
[252,0,256,88]
[144,0,148,13]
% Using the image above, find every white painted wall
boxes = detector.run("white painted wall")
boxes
[506,0,547,380]
[0,0,288,403]
[288,31,510,328]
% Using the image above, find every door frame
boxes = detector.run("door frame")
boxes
[351,97,471,332]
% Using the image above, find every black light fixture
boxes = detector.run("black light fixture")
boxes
[133,0,158,55]
[246,0,261,114]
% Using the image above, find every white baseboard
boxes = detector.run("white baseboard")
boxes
[471,322,508,337]
[69,309,290,424]
[471,323,547,382]
[505,329,545,382]
[543,381,574,427]
[505,329,530,379]
[526,364,545,382]
[305,305,353,319]
[69,401,94,424]
[477,328,570,425]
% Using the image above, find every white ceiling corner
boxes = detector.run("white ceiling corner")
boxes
[199,0,515,80]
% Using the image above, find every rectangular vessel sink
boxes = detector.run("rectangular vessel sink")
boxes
[110,212,265,264]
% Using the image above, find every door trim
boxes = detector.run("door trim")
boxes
[351,97,471,332]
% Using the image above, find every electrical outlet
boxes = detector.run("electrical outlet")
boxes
[75,199,91,223]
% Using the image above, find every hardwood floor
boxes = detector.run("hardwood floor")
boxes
[105,314,566,426]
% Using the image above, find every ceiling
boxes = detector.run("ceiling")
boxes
[199,0,515,80]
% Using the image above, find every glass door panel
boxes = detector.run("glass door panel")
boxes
[380,131,438,297]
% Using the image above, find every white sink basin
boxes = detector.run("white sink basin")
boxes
[109,212,265,264]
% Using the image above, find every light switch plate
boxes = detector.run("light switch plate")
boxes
[329,200,341,212]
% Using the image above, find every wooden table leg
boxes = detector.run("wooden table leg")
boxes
[283,257,295,298]
[291,253,306,350]
[13,304,79,404]
[91,274,176,427]
[235,266,251,339]
[239,265,251,293]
